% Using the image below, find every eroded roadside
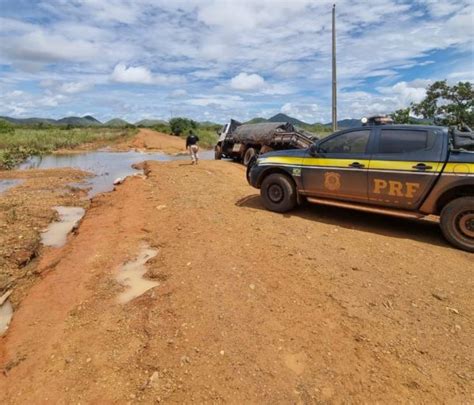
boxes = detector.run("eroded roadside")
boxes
[0,129,191,309]
[0,160,472,403]
[0,168,89,305]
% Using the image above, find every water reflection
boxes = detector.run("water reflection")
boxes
[19,150,213,197]
[0,179,23,194]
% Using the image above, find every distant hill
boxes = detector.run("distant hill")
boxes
[0,116,57,125]
[104,118,133,127]
[245,117,268,124]
[0,115,102,127]
[324,118,361,128]
[268,113,308,126]
[135,119,168,127]
[199,121,221,127]
[56,115,102,126]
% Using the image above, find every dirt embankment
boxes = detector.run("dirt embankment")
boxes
[1,160,472,403]
[115,128,187,154]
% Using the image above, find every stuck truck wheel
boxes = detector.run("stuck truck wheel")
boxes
[243,147,256,166]
[261,173,297,213]
[440,197,474,252]
[215,145,222,160]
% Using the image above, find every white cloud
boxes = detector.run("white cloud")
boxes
[169,89,188,98]
[111,63,185,86]
[111,63,154,84]
[281,102,324,123]
[2,31,101,64]
[337,80,430,120]
[58,82,92,94]
[377,81,427,106]
[230,73,266,91]
[0,0,472,122]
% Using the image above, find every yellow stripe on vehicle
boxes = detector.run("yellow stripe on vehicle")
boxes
[261,157,440,172]
[443,163,474,174]
[369,160,442,172]
[260,157,371,168]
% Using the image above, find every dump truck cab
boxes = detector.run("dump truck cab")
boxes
[248,117,474,252]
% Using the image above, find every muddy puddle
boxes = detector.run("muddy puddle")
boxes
[41,206,85,248]
[116,246,159,304]
[0,291,13,336]
[0,179,23,194]
[19,150,213,197]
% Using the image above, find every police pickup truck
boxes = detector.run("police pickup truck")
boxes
[247,117,474,252]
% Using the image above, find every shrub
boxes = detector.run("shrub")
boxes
[169,117,197,136]
[0,119,15,135]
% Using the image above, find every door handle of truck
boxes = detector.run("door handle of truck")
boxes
[349,162,365,168]
[412,163,433,171]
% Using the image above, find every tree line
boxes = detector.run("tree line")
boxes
[390,81,473,129]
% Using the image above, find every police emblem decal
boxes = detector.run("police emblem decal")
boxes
[324,172,341,191]
[292,168,301,177]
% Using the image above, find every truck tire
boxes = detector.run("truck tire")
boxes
[215,145,222,160]
[243,148,256,166]
[261,173,297,213]
[440,197,474,252]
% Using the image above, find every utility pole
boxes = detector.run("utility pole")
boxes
[332,3,337,132]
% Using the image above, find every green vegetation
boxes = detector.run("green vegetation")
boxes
[169,117,198,135]
[411,81,473,128]
[0,119,15,135]
[389,81,474,128]
[299,123,333,138]
[0,126,135,169]
[150,118,219,148]
[390,108,414,124]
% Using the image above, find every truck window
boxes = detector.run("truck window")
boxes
[319,130,370,154]
[378,130,435,154]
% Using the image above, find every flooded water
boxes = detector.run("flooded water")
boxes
[19,150,213,197]
[0,291,13,336]
[116,246,159,304]
[0,179,23,194]
[41,206,85,248]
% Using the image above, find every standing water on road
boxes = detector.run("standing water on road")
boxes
[19,150,214,197]
[0,179,23,194]
[116,246,159,304]
[41,206,86,248]
[0,291,13,336]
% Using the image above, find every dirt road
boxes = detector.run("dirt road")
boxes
[0,160,472,403]
[115,128,187,154]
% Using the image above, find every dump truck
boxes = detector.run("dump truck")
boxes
[247,119,474,252]
[215,120,316,166]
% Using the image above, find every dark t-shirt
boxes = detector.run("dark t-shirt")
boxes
[186,134,199,147]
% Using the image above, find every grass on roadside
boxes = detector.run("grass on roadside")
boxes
[0,127,136,169]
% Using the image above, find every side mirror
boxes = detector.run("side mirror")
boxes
[309,143,319,156]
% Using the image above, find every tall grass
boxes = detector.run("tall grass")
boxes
[0,127,136,169]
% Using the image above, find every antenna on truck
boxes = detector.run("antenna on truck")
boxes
[332,4,337,132]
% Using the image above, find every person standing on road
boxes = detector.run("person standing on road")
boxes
[186,130,200,165]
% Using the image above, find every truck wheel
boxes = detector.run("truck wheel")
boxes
[440,197,474,252]
[243,148,256,166]
[261,173,297,213]
[215,145,222,160]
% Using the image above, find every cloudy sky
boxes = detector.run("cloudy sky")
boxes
[0,0,473,124]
